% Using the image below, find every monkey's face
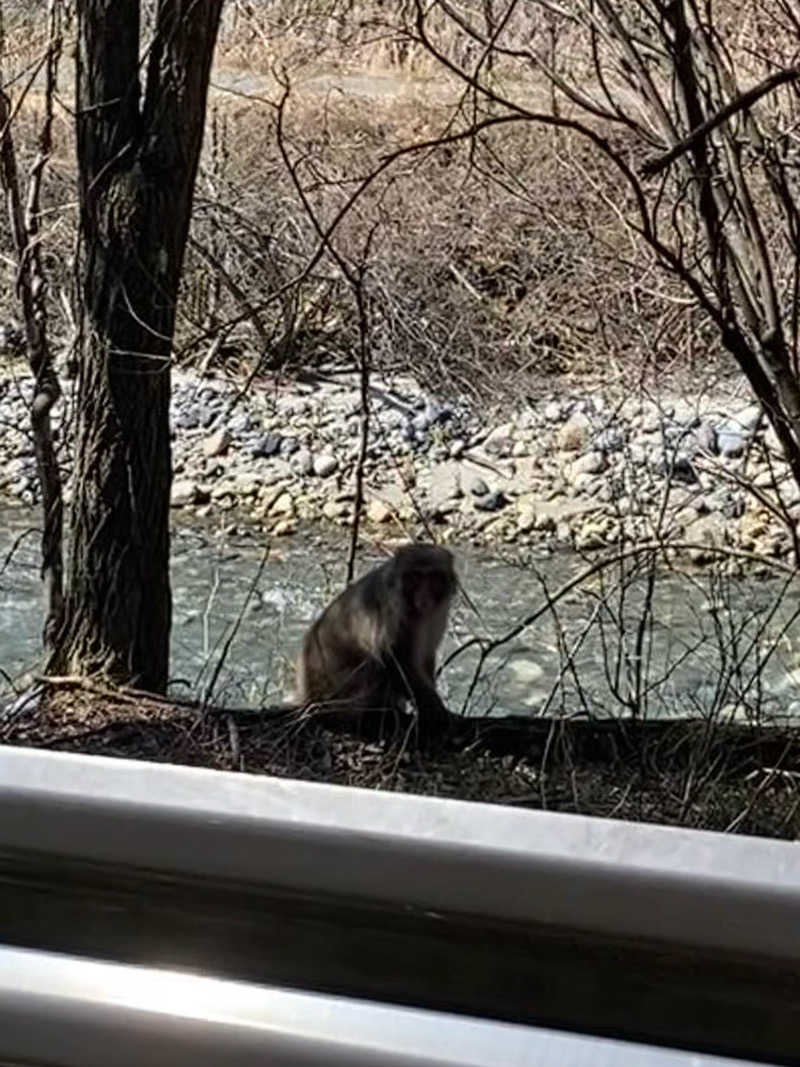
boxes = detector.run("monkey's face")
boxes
[417,567,455,611]
[400,548,456,620]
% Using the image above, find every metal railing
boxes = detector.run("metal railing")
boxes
[0,943,766,1067]
[0,744,797,1063]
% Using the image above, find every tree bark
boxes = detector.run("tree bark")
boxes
[54,0,222,691]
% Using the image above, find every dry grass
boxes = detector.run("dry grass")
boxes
[178,87,728,399]
[215,0,504,79]
[0,1,738,401]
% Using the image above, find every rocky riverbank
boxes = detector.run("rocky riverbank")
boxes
[1,363,797,565]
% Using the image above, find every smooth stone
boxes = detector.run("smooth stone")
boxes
[570,451,606,477]
[716,420,748,457]
[291,448,314,475]
[313,453,338,477]
[203,428,231,458]
[170,479,199,507]
[367,499,393,524]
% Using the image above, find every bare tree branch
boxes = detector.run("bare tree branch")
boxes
[642,65,800,177]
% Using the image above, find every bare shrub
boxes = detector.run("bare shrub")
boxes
[178,87,729,399]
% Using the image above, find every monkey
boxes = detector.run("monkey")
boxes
[297,543,457,743]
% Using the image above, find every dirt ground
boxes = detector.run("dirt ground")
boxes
[3,683,799,841]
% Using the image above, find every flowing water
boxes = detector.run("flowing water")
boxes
[3,508,800,721]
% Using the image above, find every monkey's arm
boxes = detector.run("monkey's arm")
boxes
[409,679,451,722]
[387,655,453,739]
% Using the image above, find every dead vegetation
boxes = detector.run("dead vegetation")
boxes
[3,680,800,840]
[177,87,727,401]
[0,2,733,403]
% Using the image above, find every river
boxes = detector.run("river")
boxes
[2,508,800,722]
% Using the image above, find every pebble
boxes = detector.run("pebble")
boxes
[313,453,338,478]
[203,428,231,458]
[367,499,393,524]
[291,448,314,475]
[716,420,748,457]
[252,433,282,458]
[570,451,606,477]
[593,428,624,453]
[266,491,294,516]
[170,479,199,506]
[557,415,589,453]
[516,506,537,533]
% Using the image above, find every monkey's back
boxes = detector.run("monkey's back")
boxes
[297,561,397,706]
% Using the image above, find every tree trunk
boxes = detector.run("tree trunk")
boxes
[53,0,222,691]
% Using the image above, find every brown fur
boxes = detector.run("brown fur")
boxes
[297,543,456,741]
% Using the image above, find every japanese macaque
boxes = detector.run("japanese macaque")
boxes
[297,543,456,742]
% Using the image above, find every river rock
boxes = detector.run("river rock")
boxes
[688,421,716,455]
[716,419,749,458]
[265,490,294,517]
[231,472,262,496]
[593,427,624,453]
[322,499,345,522]
[228,413,252,434]
[272,518,297,536]
[199,406,219,429]
[203,428,231,458]
[367,498,393,524]
[170,479,200,507]
[313,453,338,477]
[427,462,462,509]
[252,433,282,458]
[557,415,589,452]
[4,359,789,569]
[291,448,313,475]
[173,407,200,430]
[484,422,514,456]
[570,451,606,477]
[575,520,607,550]
[516,505,537,533]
